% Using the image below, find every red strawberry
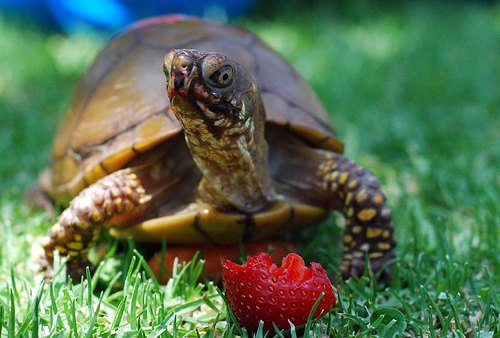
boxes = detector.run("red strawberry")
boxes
[222,252,336,332]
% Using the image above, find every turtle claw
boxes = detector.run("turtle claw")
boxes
[38,252,95,283]
[66,257,96,282]
[340,253,395,283]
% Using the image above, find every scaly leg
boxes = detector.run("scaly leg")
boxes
[40,168,151,279]
[317,152,396,278]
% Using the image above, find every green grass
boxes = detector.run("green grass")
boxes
[1,1,499,336]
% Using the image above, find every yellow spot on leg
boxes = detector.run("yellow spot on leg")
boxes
[339,172,349,185]
[378,242,392,251]
[50,224,64,237]
[382,230,391,238]
[124,187,133,197]
[129,179,139,189]
[348,179,358,189]
[55,246,67,254]
[373,194,384,205]
[366,228,383,238]
[115,198,124,213]
[124,200,135,212]
[345,192,353,206]
[90,210,102,223]
[67,242,84,251]
[358,208,377,222]
[356,190,368,203]
[68,250,79,257]
[344,235,353,244]
[110,187,121,198]
[369,252,384,259]
[105,201,114,216]
[352,225,362,234]
[328,171,339,182]
[346,207,354,217]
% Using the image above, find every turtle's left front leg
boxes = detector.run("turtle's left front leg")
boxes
[316,152,396,279]
[40,168,151,280]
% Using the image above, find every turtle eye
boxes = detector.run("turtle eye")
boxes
[208,65,234,88]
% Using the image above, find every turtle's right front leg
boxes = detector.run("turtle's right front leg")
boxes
[40,168,151,279]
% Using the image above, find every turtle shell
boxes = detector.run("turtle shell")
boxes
[41,16,343,204]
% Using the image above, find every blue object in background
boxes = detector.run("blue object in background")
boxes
[0,0,254,32]
[47,0,132,31]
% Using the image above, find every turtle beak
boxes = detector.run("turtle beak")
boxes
[164,49,197,100]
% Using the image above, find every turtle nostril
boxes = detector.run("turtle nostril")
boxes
[175,52,194,72]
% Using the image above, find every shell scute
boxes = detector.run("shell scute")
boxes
[43,17,341,201]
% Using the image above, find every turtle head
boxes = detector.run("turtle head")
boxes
[164,49,260,137]
[163,48,272,212]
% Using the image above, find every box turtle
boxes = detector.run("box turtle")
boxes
[39,16,395,279]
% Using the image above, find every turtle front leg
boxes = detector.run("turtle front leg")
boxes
[317,153,396,279]
[40,168,151,279]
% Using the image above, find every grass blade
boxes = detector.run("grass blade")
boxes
[128,273,142,331]
[303,292,325,336]
[31,280,45,338]
[0,303,3,337]
[111,296,127,331]
[9,288,15,337]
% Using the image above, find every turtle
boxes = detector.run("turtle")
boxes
[39,15,396,279]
